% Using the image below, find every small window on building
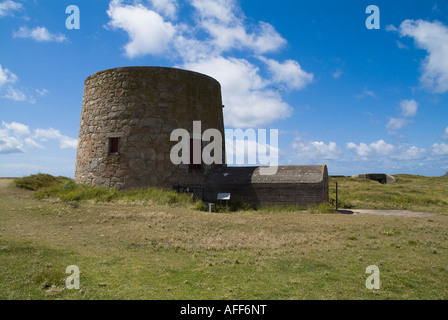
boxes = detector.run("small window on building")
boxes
[109,137,120,154]
[189,138,201,170]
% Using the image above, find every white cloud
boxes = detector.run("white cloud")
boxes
[24,137,43,149]
[386,117,410,130]
[386,24,398,32]
[13,26,67,42]
[2,121,30,137]
[292,138,342,160]
[347,140,394,159]
[0,122,78,154]
[188,0,286,54]
[391,145,426,160]
[445,127,448,135]
[0,64,18,86]
[399,19,448,93]
[202,20,286,54]
[354,88,375,99]
[0,122,30,154]
[432,143,448,156]
[107,0,176,58]
[0,128,23,154]
[0,65,45,103]
[347,142,370,158]
[347,140,425,161]
[4,86,27,102]
[35,88,49,96]
[0,0,22,17]
[259,57,314,90]
[400,99,418,117]
[184,56,292,128]
[34,128,78,149]
[369,140,395,156]
[333,70,343,79]
[150,0,178,19]
[396,40,409,50]
[190,0,237,24]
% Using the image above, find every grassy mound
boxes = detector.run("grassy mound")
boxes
[14,174,201,209]
[13,174,70,191]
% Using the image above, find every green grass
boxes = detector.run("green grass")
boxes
[1,176,448,299]
[329,175,448,215]
[16,175,202,209]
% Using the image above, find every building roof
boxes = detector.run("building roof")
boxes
[207,165,327,185]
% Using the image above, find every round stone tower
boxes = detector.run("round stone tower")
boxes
[74,66,225,190]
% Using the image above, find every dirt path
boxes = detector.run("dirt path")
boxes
[339,208,436,217]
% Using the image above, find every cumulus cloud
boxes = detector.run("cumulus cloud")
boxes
[0,128,24,154]
[400,99,418,117]
[107,0,176,58]
[385,24,398,32]
[258,57,314,90]
[399,19,448,93]
[149,0,178,19]
[354,88,375,99]
[292,138,342,160]
[1,64,48,103]
[386,117,410,130]
[4,86,28,102]
[333,70,343,79]
[391,145,426,160]
[13,26,67,42]
[184,56,292,128]
[346,142,371,158]
[188,0,286,54]
[0,0,22,17]
[432,143,448,156]
[347,139,426,161]
[347,140,394,159]
[34,128,78,149]
[0,122,77,154]
[0,64,18,87]
[369,140,396,156]
[24,137,43,149]
[35,88,49,97]
[2,121,30,137]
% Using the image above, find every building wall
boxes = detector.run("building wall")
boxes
[205,166,329,207]
[75,67,225,190]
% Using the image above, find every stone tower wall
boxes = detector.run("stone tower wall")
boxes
[74,67,225,190]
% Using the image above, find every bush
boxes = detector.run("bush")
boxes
[192,200,206,211]
[308,202,338,214]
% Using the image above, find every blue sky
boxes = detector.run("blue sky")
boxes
[1,0,448,177]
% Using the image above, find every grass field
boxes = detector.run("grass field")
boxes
[0,174,447,300]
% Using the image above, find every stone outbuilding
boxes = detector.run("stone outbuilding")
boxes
[351,173,395,184]
[205,165,329,207]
